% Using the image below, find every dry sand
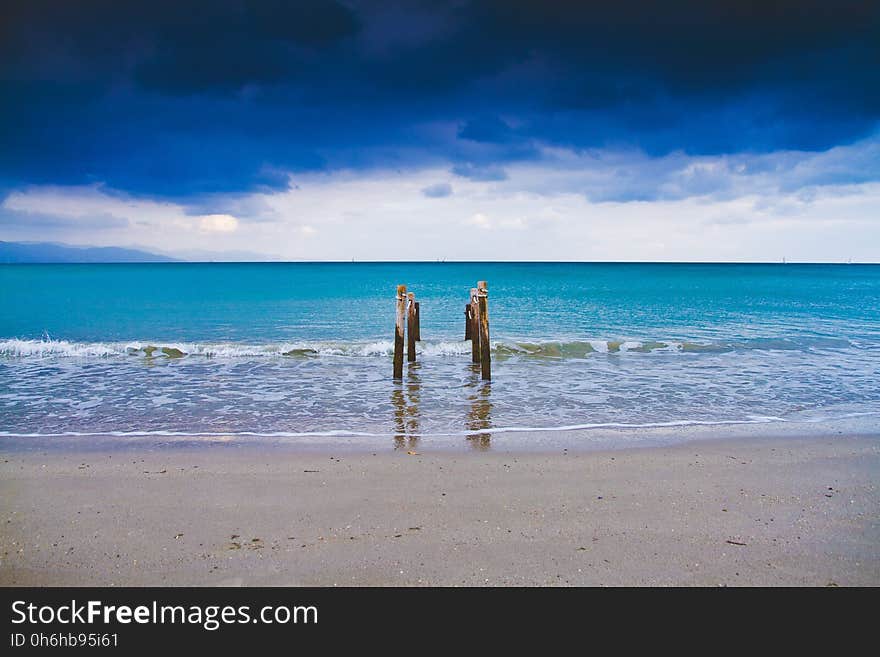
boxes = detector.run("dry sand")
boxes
[1,434,878,586]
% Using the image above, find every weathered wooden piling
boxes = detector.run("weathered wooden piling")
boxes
[469,288,481,364]
[394,284,407,379]
[464,304,472,340]
[407,292,417,362]
[477,281,490,380]
[413,301,421,341]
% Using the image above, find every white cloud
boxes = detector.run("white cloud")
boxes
[467,213,491,229]
[1,185,247,252]
[3,185,176,222]
[198,214,239,233]
[2,137,878,262]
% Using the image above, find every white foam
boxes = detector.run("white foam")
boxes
[418,340,473,357]
[0,339,120,358]
[0,335,866,360]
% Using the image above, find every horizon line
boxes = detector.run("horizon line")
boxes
[4,259,878,265]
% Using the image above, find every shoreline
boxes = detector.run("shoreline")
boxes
[1,413,878,454]
[2,433,878,586]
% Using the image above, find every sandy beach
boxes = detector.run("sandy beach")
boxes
[1,434,877,587]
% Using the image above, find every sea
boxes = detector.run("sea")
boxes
[1,262,878,449]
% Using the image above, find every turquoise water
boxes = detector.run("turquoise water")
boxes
[1,263,879,445]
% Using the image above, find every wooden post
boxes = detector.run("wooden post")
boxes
[394,284,406,379]
[407,292,417,362]
[477,280,490,380]
[413,302,421,341]
[470,288,481,364]
[464,304,472,340]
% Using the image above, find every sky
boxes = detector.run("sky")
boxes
[1,0,878,261]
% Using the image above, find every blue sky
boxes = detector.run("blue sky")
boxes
[1,1,879,260]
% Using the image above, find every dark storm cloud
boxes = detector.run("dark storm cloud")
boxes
[458,116,516,144]
[1,0,878,198]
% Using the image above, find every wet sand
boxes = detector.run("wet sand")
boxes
[1,434,878,586]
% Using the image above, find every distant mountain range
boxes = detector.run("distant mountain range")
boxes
[0,241,178,263]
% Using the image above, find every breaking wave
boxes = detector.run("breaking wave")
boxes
[0,335,862,360]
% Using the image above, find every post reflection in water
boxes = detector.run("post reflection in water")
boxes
[466,365,493,450]
[392,362,421,450]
